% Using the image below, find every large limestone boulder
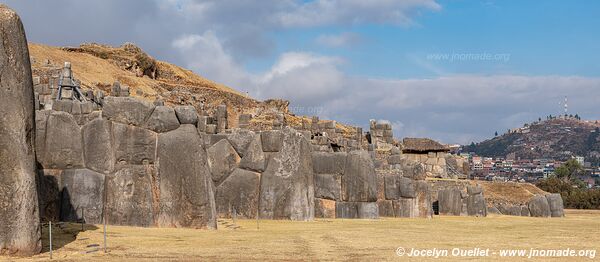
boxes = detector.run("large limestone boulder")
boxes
[377,200,395,217]
[341,151,377,202]
[314,174,341,200]
[528,195,551,218]
[466,194,487,217]
[545,193,564,217]
[238,134,266,172]
[0,5,42,254]
[398,177,416,198]
[414,180,432,218]
[261,130,283,152]
[384,175,401,200]
[60,169,105,224]
[225,129,256,157]
[82,119,115,174]
[174,106,198,125]
[157,125,217,229]
[105,166,156,227]
[112,123,157,165]
[102,96,155,126]
[438,188,462,216]
[144,106,180,133]
[40,111,84,169]
[207,139,241,185]
[312,152,347,174]
[259,128,314,220]
[215,168,260,219]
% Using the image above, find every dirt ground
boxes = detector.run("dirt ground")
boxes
[3,209,599,261]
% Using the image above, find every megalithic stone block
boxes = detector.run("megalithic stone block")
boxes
[0,4,42,255]
[174,105,198,125]
[259,128,314,220]
[60,169,105,224]
[528,195,551,217]
[105,165,156,227]
[144,106,180,133]
[215,168,261,219]
[157,125,217,229]
[341,151,377,202]
[545,193,565,217]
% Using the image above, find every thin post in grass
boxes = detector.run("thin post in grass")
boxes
[81,207,84,231]
[232,207,237,227]
[49,221,52,259]
[103,216,107,253]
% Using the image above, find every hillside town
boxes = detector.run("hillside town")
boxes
[457,153,600,188]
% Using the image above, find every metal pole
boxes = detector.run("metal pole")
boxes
[81,208,84,231]
[232,208,237,227]
[49,221,52,259]
[103,216,107,253]
[256,214,259,230]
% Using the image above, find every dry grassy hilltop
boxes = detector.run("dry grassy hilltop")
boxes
[28,43,356,135]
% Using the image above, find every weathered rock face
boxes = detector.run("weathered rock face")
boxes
[112,123,157,165]
[144,106,180,133]
[466,185,486,217]
[105,165,157,227]
[314,174,341,200]
[157,125,217,229]
[60,169,105,224]
[82,119,115,174]
[215,168,260,219]
[261,130,283,152]
[207,139,241,185]
[528,195,551,218]
[259,128,314,220]
[314,198,336,218]
[0,5,42,255]
[545,193,564,217]
[174,106,198,125]
[342,151,377,202]
[226,129,256,157]
[438,188,462,216]
[40,111,84,169]
[312,152,346,174]
[238,134,266,172]
[102,97,155,126]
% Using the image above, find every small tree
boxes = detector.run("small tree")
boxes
[494,131,498,137]
[554,158,584,182]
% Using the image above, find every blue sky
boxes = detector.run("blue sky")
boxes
[4,0,600,144]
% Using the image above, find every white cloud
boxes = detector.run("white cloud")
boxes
[315,32,362,47]
[171,31,600,145]
[275,0,442,27]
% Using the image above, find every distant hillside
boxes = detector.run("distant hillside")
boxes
[464,118,600,165]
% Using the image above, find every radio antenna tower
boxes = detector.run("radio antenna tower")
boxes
[564,96,568,117]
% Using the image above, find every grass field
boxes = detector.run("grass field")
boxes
[4,210,599,261]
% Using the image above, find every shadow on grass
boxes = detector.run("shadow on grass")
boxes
[40,222,99,253]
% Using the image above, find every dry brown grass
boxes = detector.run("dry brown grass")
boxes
[477,181,547,205]
[3,209,599,261]
[28,43,242,98]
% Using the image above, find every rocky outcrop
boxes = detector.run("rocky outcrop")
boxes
[0,5,42,256]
